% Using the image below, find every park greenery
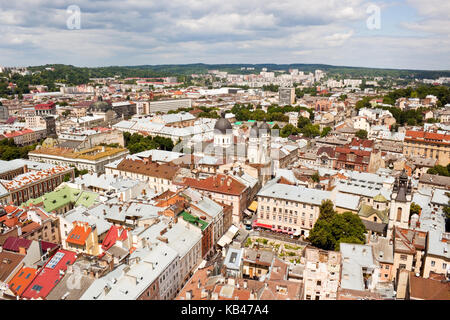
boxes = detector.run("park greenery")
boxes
[427,164,450,176]
[230,103,313,123]
[123,132,174,154]
[0,138,38,161]
[308,200,367,251]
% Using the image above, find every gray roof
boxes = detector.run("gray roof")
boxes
[340,243,378,291]
[419,174,450,188]
[335,192,361,211]
[224,247,243,270]
[134,217,202,258]
[258,182,331,206]
[214,115,232,134]
[413,191,450,259]
[80,244,178,300]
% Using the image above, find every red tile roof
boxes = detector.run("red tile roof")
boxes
[66,222,91,246]
[2,237,32,253]
[179,174,247,196]
[101,225,128,251]
[34,102,55,110]
[8,267,38,296]
[3,129,34,138]
[21,249,77,300]
[405,130,450,145]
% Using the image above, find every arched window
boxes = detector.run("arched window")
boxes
[396,207,402,222]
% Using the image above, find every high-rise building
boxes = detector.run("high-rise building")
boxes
[279,87,295,105]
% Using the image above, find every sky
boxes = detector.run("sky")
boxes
[0,0,449,70]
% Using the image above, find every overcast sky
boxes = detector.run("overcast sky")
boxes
[0,0,449,70]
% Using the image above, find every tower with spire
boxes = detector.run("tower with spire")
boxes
[387,169,412,238]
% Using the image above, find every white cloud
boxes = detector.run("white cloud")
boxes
[0,0,447,69]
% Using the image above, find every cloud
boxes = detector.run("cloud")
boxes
[0,0,447,69]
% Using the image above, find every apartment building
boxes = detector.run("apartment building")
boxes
[255,180,331,237]
[106,157,180,193]
[279,87,295,105]
[0,165,74,206]
[303,247,341,300]
[403,130,450,166]
[29,146,129,174]
[177,174,249,225]
[148,99,192,113]
[392,227,427,280]
[2,128,47,146]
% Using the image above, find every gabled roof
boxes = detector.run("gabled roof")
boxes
[409,272,450,300]
[180,174,247,196]
[8,267,38,297]
[66,222,92,246]
[21,249,77,299]
[101,225,128,251]
[2,237,32,253]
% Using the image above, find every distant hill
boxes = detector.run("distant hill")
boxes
[27,63,450,81]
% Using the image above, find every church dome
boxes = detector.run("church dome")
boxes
[214,113,232,134]
[374,194,387,203]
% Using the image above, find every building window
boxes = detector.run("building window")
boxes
[431,260,435,267]
[396,207,402,222]
[400,254,407,261]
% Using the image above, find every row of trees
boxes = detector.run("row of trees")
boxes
[0,138,38,161]
[427,164,450,176]
[382,85,450,108]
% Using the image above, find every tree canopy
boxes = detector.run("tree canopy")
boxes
[123,132,174,154]
[356,129,368,139]
[308,200,366,251]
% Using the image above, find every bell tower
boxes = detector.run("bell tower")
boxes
[387,170,412,238]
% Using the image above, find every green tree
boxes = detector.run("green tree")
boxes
[427,165,450,176]
[355,129,368,139]
[318,199,336,221]
[63,173,72,182]
[297,116,311,129]
[308,206,366,251]
[410,202,421,217]
[280,124,299,138]
[320,126,331,137]
[311,171,320,183]
[300,124,320,138]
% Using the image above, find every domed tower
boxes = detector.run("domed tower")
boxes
[387,169,412,237]
[248,122,259,163]
[248,120,271,164]
[214,112,233,148]
[258,120,271,164]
